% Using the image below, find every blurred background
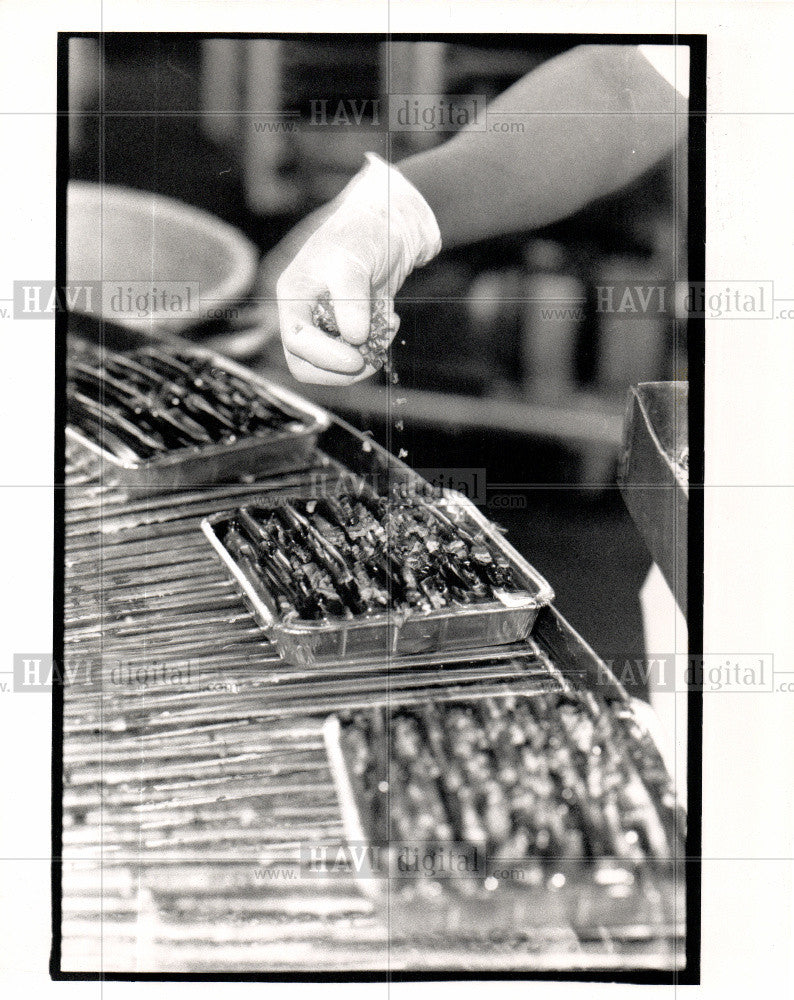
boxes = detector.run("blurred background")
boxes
[67,34,690,682]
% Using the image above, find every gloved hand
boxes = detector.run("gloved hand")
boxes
[276,153,442,384]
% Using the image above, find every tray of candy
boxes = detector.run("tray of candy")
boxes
[65,342,330,494]
[322,685,685,940]
[201,488,555,665]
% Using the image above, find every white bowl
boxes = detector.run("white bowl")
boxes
[67,181,259,333]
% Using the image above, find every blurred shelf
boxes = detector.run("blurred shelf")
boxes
[303,384,624,451]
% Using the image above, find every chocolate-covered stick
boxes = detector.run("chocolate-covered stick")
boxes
[234,512,329,619]
[337,500,417,604]
[264,511,354,618]
[221,525,281,611]
[71,363,214,448]
[104,355,239,435]
[68,390,166,456]
[277,503,367,614]
[66,410,141,464]
[423,502,520,597]
[245,509,347,618]
[226,523,310,620]
[137,348,280,433]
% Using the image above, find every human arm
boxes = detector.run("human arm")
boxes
[276,44,688,383]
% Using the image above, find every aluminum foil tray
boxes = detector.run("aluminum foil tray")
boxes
[323,685,685,942]
[66,342,330,495]
[202,489,554,665]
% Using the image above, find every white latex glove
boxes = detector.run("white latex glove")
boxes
[276,153,442,384]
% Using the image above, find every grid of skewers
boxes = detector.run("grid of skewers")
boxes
[66,343,316,465]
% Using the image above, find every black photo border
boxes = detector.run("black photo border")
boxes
[51,29,706,986]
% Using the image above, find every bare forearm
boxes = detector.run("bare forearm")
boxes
[399,45,687,248]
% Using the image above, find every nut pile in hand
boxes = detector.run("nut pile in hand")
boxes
[221,492,526,622]
[67,346,302,462]
[312,292,393,372]
[339,691,683,870]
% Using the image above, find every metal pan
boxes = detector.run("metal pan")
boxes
[202,489,555,665]
[66,343,331,495]
[322,678,685,943]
